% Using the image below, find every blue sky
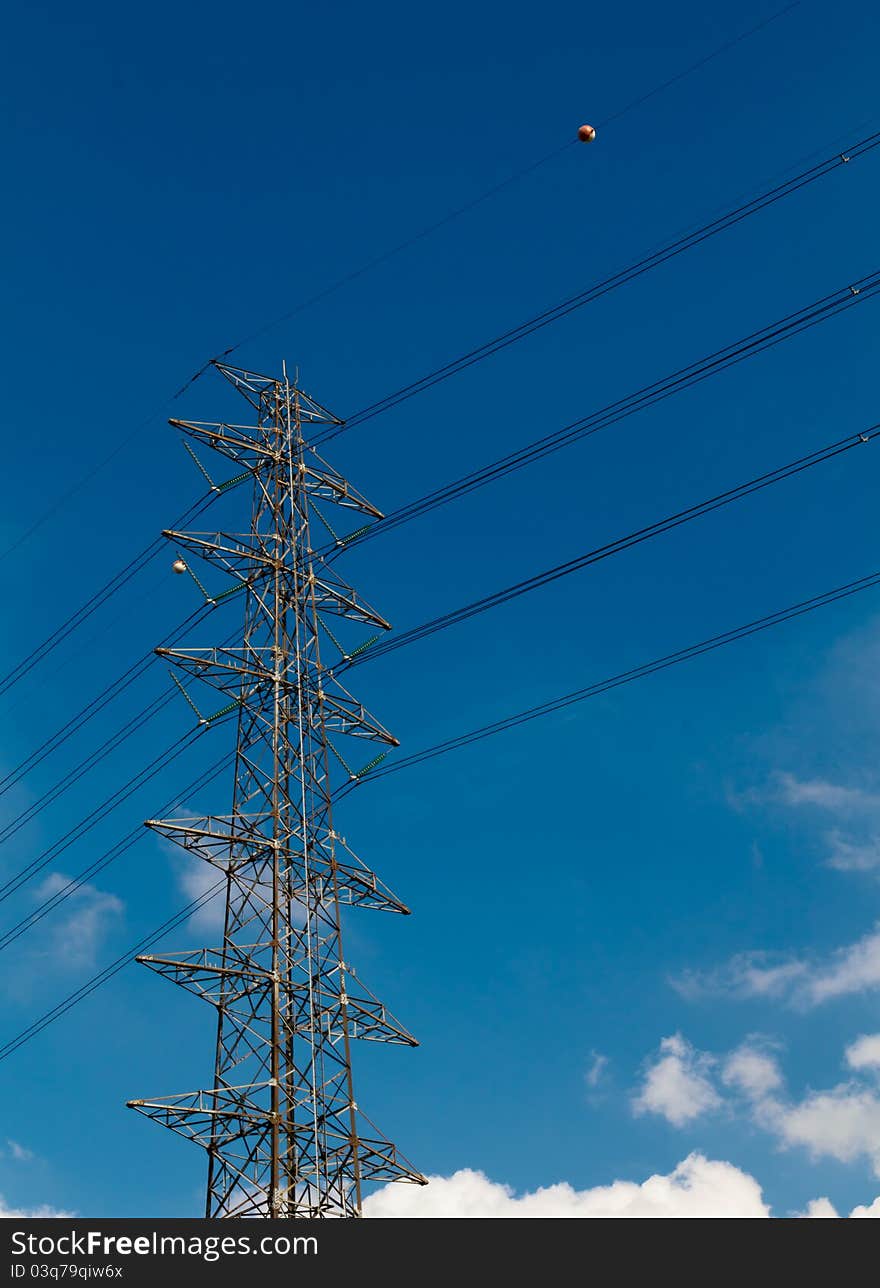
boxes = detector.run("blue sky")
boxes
[2,0,880,1218]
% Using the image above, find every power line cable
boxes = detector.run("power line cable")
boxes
[0,727,206,905]
[0,565,174,734]
[5,110,876,695]
[313,129,880,446]
[335,270,880,553]
[0,624,239,832]
[5,173,876,1056]
[9,119,869,691]
[20,339,858,885]
[599,2,804,129]
[27,407,858,932]
[0,2,817,565]
[11,268,869,852]
[352,422,880,664]
[0,688,179,845]
[31,408,856,889]
[0,878,226,1063]
[3,106,871,671]
[359,570,880,779]
[5,551,880,1063]
[0,749,234,955]
[0,491,215,700]
[186,1,806,375]
[0,601,212,799]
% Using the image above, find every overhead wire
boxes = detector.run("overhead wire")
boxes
[3,117,875,698]
[312,128,880,446]
[0,490,216,701]
[0,726,209,905]
[0,563,176,732]
[4,0,872,1065]
[179,0,808,379]
[6,188,874,995]
[350,421,880,664]
[11,259,873,904]
[6,115,866,712]
[0,877,226,1063]
[5,551,880,1063]
[0,600,214,799]
[597,3,804,130]
[0,625,240,839]
[17,408,866,911]
[0,748,234,956]
[335,270,880,552]
[0,687,181,845]
[356,569,880,780]
[23,406,865,893]
[10,274,876,955]
[0,1,816,568]
[8,225,868,726]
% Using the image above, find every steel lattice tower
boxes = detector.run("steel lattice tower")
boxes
[128,361,424,1217]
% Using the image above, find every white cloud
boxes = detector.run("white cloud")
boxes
[585,1052,608,1089]
[846,1034,880,1075]
[176,861,226,934]
[765,1086,880,1177]
[850,1195,880,1217]
[6,1140,33,1163]
[364,1154,769,1218]
[628,1032,880,1189]
[801,1194,880,1217]
[800,1196,838,1218]
[0,1195,72,1217]
[825,832,880,873]
[36,874,123,970]
[756,774,880,876]
[637,1031,880,1179]
[632,1034,721,1127]
[722,1043,783,1100]
[774,773,878,812]
[174,858,284,937]
[675,924,880,1009]
[729,1038,880,1177]
[804,928,880,1005]
[674,954,807,1003]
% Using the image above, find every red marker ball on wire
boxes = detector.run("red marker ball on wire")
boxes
[577,124,596,143]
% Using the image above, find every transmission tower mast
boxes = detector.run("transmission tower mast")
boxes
[128,361,424,1217]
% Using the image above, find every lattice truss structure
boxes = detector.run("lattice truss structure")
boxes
[128,361,424,1217]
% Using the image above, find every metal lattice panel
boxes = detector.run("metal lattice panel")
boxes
[128,361,424,1217]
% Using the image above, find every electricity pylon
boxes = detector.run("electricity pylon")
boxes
[127,361,424,1217]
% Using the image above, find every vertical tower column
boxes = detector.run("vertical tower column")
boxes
[128,362,424,1216]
